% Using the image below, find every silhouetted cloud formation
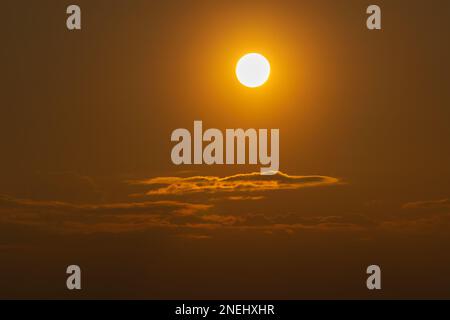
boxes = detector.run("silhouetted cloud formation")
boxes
[402,198,450,210]
[128,171,339,195]
[4,172,448,238]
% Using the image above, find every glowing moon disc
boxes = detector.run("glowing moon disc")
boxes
[236,53,270,88]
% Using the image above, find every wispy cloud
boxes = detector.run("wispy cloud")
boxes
[402,198,450,210]
[0,194,211,216]
[4,175,449,238]
[0,193,369,236]
[0,194,213,234]
[176,233,212,240]
[3,191,448,238]
[0,171,341,236]
[226,195,265,201]
[128,171,339,196]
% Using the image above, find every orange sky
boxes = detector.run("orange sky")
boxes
[1,0,450,299]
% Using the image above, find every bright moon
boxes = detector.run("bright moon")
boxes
[236,53,270,88]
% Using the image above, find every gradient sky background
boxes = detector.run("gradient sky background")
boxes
[1,0,450,299]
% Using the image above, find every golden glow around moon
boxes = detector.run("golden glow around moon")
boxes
[236,53,270,88]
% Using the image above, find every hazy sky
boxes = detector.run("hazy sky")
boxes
[1,0,450,299]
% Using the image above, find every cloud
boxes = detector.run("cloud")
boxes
[379,213,450,233]
[401,198,450,219]
[0,170,340,236]
[3,183,448,238]
[0,194,211,216]
[363,198,450,233]
[0,192,372,236]
[0,194,213,234]
[232,213,376,233]
[6,171,104,203]
[128,171,339,196]
[3,191,445,238]
[226,196,265,201]
[176,233,212,240]
[402,198,450,210]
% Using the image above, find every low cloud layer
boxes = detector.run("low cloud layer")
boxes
[0,193,367,236]
[402,198,450,210]
[0,194,212,234]
[128,171,339,196]
[3,173,448,239]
